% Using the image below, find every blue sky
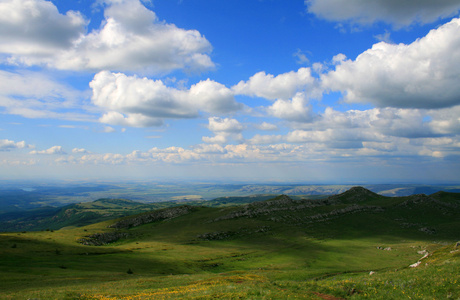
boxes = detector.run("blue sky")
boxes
[1,0,460,183]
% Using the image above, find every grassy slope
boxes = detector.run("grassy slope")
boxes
[0,195,287,232]
[0,188,459,299]
[0,198,153,232]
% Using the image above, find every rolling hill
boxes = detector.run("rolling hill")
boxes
[0,187,458,299]
[0,198,153,232]
[0,194,289,232]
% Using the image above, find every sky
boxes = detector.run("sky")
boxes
[1,0,460,183]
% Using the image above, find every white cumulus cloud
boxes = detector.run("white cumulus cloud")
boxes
[99,111,163,128]
[207,117,244,133]
[233,67,317,100]
[202,117,244,144]
[0,0,214,74]
[72,148,89,154]
[322,18,460,109]
[90,71,242,127]
[30,145,66,155]
[306,0,460,27]
[0,139,33,151]
[0,0,86,57]
[267,92,315,122]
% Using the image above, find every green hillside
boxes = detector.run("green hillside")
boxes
[0,198,155,232]
[0,194,290,232]
[0,187,459,299]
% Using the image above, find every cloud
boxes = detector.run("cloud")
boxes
[0,70,93,122]
[322,18,460,109]
[0,0,86,56]
[38,114,460,167]
[147,147,200,163]
[189,79,242,114]
[72,148,89,154]
[305,0,460,27]
[0,0,214,74]
[285,129,367,149]
[192,144,226,154]
[80,153,125,165]
[247,102,460,159]
[90,71,242,127]
[362,141,397,152]
[427,106,460,135]
[247,134,283,145]
[298,106,458,140]
[256,122,278,131]
[293,49,310,64]
[0,158,37,166]
[202,117,244,144]
[374,30,392,43]
[207,117,244,133]
[99,111,163,128]
[103,126,116,133]
[30,145,66,155]
[266,92,315,122]
[232,67,317,100]
[0,139,33,151]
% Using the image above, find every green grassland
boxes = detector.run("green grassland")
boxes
[0,187,459,299]
[0,195,281,232]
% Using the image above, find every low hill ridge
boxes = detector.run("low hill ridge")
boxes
[2,186,459,232]
[92,198,141,206]
[108,205,196,229]
[95,186,459,240]
[328,186,384,203]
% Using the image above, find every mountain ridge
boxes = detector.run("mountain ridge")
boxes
[1,186,459,233]
[76,186,459,247]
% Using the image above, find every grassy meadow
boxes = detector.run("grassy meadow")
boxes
[0,189,459,299]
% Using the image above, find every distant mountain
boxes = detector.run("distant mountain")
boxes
[2,186,459,234]
[80,186,460,246]
[327,186,384,203]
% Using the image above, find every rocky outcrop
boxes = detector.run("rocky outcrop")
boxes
[419,227,436,235]
[78,232,129,246]
[197,226,271,241]
[108,205,195,229]
[398,193,458,208]
[268,204,384,223]
[409,250,429,268]
[210,192,384,224]
[211,195,331,222]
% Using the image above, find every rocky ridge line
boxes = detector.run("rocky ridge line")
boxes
[108,205,195,229]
